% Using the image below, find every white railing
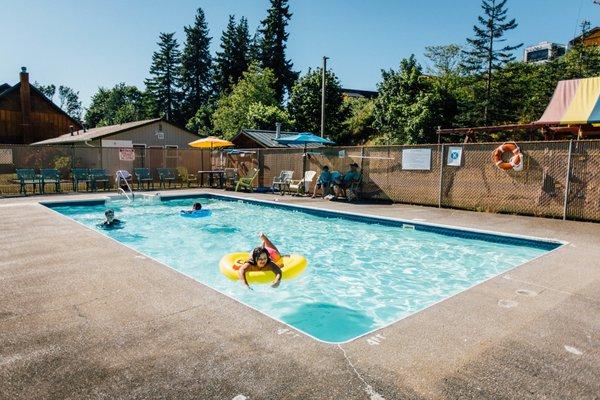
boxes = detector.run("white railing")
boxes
[115,170,134,201]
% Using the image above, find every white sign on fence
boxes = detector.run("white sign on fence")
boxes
[447,146,463,166]
[0,148,13,164]
[119,148,135,162]
[102,139,132,148]
[402,148,431,170]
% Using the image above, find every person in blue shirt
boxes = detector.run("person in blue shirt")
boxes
[333,163,361,200]
[311,165,332,198]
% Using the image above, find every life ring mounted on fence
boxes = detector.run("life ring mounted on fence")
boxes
[492,142,523,171]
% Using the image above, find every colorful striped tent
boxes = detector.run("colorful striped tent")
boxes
[537,77,600,126]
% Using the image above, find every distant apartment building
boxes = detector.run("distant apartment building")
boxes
[523,41,566,64]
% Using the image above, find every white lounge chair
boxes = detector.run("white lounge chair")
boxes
[288,170,317,196]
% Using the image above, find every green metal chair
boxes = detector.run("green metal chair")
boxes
[134,168,154,190]
[71,168,90,192]
[89,168,110,191]
[234,168,259,192]
[157,168,177,189]
[176,167,198,188]
[40,168,62,194]
[15,168,38,195]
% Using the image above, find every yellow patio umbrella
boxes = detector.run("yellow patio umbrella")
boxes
[189,136,234,171]
[188,136,234,149]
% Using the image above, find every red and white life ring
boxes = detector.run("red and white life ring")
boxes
[492,142,523,171]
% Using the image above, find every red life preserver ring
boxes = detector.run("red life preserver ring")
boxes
[492,142,523,171]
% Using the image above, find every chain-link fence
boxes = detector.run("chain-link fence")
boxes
[1,140,599,222]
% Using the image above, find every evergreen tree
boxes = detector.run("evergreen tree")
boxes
[462,0,521,123]
[287,68,345,142]
[181,7,213,122]
[145,32,182,122]
[214,16,252,94]
[257,0,298,102]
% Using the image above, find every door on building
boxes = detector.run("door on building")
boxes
[133,144,146,169]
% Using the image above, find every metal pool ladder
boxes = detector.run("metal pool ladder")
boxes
[116,170,134,201]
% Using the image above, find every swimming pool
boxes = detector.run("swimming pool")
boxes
[47,195,562,343]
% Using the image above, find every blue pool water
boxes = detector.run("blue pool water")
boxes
[48,195,560,343]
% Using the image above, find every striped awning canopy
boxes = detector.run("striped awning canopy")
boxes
[537,77,600,125]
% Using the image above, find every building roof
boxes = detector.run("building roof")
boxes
[341,88,378,99]
[0,83,10,94]
[32,118,164,145]
[569,26,600,46]
[0,82,83,129]
[233,129,326,148]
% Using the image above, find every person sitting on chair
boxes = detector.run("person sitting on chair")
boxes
[312,165,332,198]
[333,163,361,200]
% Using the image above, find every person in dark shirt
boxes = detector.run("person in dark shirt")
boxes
[100,209,123,229]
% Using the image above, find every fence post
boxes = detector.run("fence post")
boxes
[563,139,573,220]
[438,144,444,208]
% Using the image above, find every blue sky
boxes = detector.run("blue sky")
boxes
[1,0,599,109]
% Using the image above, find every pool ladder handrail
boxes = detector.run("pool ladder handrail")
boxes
[116,171,134,201]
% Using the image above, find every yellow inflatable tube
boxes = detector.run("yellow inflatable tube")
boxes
[219,252,308,284]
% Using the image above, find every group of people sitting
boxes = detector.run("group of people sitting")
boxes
[312,162,361,201]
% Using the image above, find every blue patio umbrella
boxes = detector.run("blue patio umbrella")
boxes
[275,132,335,175]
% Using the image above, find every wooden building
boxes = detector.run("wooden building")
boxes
[32,118,200,169]
[569,27,600,47]
[0,67,83,144]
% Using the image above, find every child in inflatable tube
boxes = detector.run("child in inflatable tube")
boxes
[238,233,283,290]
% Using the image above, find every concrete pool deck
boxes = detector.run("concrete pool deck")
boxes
[1,189,599,399]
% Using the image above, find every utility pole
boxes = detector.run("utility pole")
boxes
[320,56,329,137]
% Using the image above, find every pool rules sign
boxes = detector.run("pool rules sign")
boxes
[119,148,135,162]
[447,147,463,167]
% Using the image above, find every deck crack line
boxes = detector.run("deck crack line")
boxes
[337,344,385,400]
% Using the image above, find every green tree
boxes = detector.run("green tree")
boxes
[246,103,293,130]
[212,63,278,138]
[424,44,465,77]
[145,32,182,123]
[462,0,522,123]
[288,68,345,141]
[342,97,378,144]
[257,0,298,102]
[84,83,146,128]
[373,56,451,144]
[33,82,56,100]
[214,16,252,94]
[181,7,213,122]
[57,85,82,122]
[186,99,217,135]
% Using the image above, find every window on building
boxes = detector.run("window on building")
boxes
[527,48,550,62]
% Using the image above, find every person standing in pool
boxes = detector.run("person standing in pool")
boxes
[100,209,123,229]
[238,233,283,290]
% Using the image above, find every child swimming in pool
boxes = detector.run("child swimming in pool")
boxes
[99,209,123,229]
[237,232,283,290]
[181,202,202,214]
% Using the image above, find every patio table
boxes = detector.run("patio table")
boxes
[197,170,225,188]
